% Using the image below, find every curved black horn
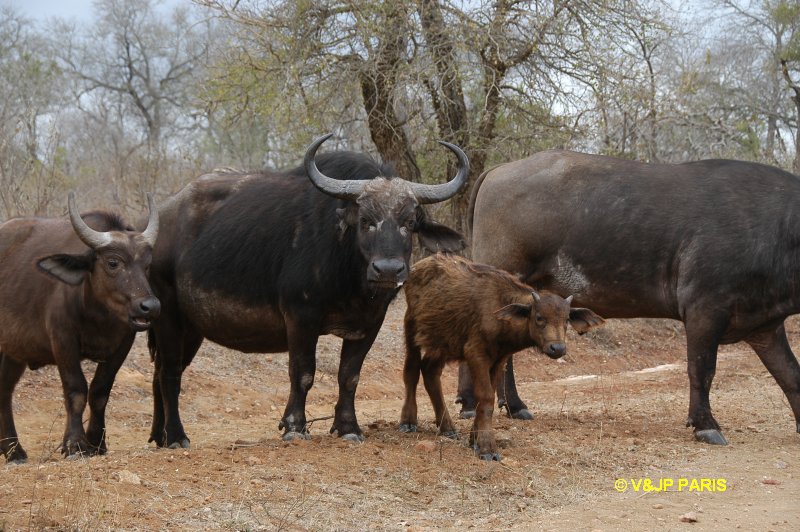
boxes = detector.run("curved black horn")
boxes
[67,191,113,249]
[141,192,159,247]
[410,141,470,204]
[304,133,368,200]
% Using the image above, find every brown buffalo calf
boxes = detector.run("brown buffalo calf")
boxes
[399,254,603,461]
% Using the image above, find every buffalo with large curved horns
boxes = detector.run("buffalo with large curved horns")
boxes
[146,134,469,448]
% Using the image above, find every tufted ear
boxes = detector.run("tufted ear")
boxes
[569,307,605,334]
[495,303,532,321]
[37,252,94,286]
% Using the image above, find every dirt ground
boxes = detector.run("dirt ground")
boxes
[1,294,799,531]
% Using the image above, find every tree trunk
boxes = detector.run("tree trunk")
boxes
[358,4,420,183]
[417,0,471,233]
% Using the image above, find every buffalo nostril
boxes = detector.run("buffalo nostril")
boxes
[140,297,161,317]
[548,343,567,357]
[372,259,406,277]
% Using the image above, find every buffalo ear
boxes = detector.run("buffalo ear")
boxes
[416,218,465,253]
[336,206,359,237]
[569,308,605,334]
[37,252,94,286]
[495,303,532,321]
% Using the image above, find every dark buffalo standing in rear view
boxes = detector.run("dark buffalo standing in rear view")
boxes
[400,254,603,460]
[0,193,160,462]
[457,150,800,445]
[147,134,468,448]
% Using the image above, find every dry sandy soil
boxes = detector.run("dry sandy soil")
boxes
[1,294,799,531]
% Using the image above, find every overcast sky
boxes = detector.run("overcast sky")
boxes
[7,0,188,22]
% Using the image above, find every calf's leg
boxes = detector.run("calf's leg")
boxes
[399,317,421,432]
[466,349,500,461]
[0,355,28,463]
[421,355,457,438]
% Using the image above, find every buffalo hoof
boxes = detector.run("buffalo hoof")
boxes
[168,438,190,449]
[440,430,459,440]
[459,409,476,420]
[694,429,728,445]
[399,424,417,433]
[510,408,534,420]
[3,445,28,464]
[341,433,365,443]
[65,451,89,461]
[282,431,311,442]
[474,446,501,461]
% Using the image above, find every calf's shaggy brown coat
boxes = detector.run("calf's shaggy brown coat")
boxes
[400,254,603,460]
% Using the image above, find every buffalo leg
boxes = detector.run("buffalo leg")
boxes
[85,336,134,455]
[496,356,533,420]
[0,354,28,463]
[746,324,800,434]
[455,362,477,419]
[331,326,383,441]
[399,316,421,433]
[420,355,457,438]
[466,350,500,461]
[55,355,91,456]
[280,317,319,440]
[684,313,727,445]
[150,322,202,449]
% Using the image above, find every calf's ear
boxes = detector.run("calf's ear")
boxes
[495,303,532,321]
[569,308,605,334]
[416,219,465,253]
[37,252,94,286]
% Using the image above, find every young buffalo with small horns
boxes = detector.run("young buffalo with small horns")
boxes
[400,254,603,461]
[0,193,160,462]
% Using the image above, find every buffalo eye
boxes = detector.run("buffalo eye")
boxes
[535,314,546,327]
[360,217,376,232]
[404,218,415,231]
[106,258,121,270]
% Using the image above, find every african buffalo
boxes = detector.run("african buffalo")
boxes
[400,254,603,460]
[0,193,160,462]
[147,134,468,448]
[457,150,800,445]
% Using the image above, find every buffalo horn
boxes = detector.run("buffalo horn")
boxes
[410,141,470,205]
[141,192,159,247]
[304,133,368,200]
[67,191,113,250]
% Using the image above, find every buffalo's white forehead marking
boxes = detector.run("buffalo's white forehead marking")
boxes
[357,178,417,219]
[554,251,589,294]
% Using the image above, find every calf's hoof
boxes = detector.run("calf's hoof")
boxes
[399,423,417,433]
[282,431,311,442]
[694,429,728,445]
[167,438,191,449]
[473,445,501,461]
[440,430,459,440]
[341,433,365,443]
[509,408,534,421]
[459,409,476,420]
